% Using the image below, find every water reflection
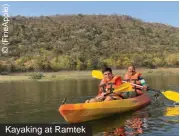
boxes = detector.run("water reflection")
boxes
[164,106,179,117]
[86,108,149,136]
[87,105,179,136]
[102,115,148,136]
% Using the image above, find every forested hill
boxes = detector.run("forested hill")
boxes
[0,14,179,72]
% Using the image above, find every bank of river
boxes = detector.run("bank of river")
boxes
[0,68,178,82]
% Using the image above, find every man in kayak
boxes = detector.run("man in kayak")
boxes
[122,65,148,98]
[85,67,123,103]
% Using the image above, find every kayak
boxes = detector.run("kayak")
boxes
[59,93,151,123]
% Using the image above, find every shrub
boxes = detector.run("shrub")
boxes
[29,72,44,80]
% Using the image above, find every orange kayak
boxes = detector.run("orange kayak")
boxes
[59,94,151,123]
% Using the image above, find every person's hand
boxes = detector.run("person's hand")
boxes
[130,80,134,84]
[143,85,148,91]
[98,92,105,98]
[106,90,112,94]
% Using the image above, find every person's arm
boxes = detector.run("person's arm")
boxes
[123,74,129,82]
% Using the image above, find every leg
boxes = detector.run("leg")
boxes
[85,97,103,103]
[120,91,137,99]
[104,96,113,101]
[85,100,90,103]
[136,90,143,96]
[104,95,123,101]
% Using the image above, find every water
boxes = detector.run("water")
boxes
[0,73,179,136]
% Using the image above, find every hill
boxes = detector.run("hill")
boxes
[0,14,179,72]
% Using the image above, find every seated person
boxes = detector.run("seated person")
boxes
[122,65,148,99]
[85,67,123,103]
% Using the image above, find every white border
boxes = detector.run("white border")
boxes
[0,0,179,1]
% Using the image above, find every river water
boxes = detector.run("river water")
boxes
[0,73,179,136]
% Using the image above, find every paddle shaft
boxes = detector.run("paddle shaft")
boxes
[123,81,161,93]
[96,92,115,99]
[96,87,127,99]
[96,83,133,99]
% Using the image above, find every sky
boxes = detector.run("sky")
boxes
[0,1,179,27]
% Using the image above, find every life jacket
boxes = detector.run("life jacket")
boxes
[98,76,122,94]
[124,72,142,91]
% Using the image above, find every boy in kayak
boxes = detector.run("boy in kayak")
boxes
[122,65,148,98]
[85,67,123,103]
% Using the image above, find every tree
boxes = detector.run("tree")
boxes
[165,54,179,67]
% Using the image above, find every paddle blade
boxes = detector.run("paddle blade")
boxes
[164,106,179,117]
[92,70,103,79]
[161,90,179,103]
[114,82,133,92]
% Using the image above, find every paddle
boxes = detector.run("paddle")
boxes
[96,82,133,99]
[106,82,133,94]
[92,70,104,79]
[92,70,179,103]
[125,82,179,103]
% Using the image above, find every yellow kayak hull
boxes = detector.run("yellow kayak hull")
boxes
[59,94,151,123]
